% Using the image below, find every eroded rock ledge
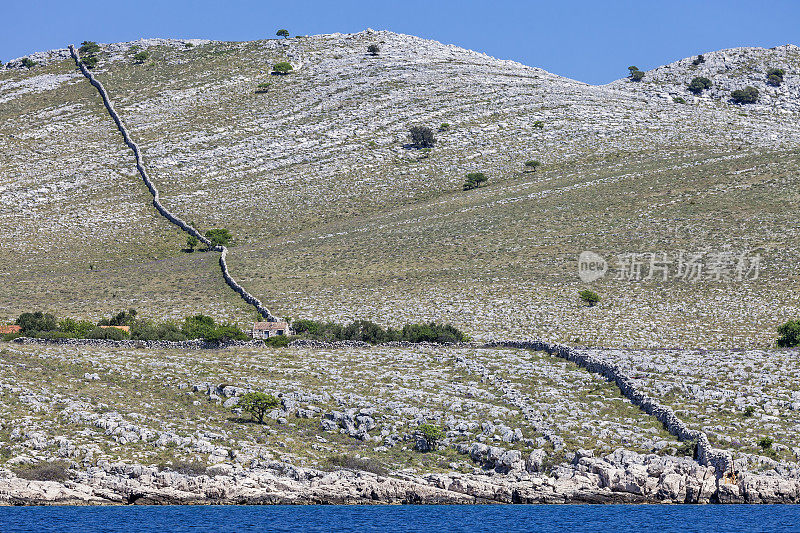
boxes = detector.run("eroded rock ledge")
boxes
[1,450,798,506]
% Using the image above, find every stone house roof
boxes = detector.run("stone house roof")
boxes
[252,322,289,331]
[0,325,21,335]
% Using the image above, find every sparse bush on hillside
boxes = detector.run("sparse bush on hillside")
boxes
[417,424,445,450]
[98,309,137,327]
[524,160,542,172]
[255,82,271,93]
[16,312,57,334]
[401,322,469,343]
[291,318,468,344]
[133,51,149,63]
[57,318,96,338]
[324,454,387,475]
[265,334,291,347]
[692,54,705,66]
[186,234,199,251]
[776,319,800,347]
[131,320,187,341]
[343,319,400,344]
[79,41,100,55]
[20,57,37,69]
[238,392,280,423]
[579,289,601,307]
[673,96,687,104]
[272,61,293,74]
[409,126,435,148]
[532,120,544,129]
[367,44,380,56]
[688,76,712,94]
[181,314,247,342]
[204,228,232,248]
[276,29,290,38]
[87,326,129,340]
[627,66,644,82]
[743,406,756,417]
[13,461,70,482]
[463,172,488,191]
[766,67,785,87]
[758,436,774,450]
[438,123,450,132]
[731,86,759,104]
[81,55,99,69]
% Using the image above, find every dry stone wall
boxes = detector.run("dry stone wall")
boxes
[67,45,277,321]
[487,340,734,477]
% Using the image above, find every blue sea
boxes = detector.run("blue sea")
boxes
[1,505,799,532]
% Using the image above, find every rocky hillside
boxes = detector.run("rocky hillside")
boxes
[1,31,799,347]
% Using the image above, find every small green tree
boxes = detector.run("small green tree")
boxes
[743,406,756,417]
[758,436,773,450]
[673,96,687,104]
[81,55,99,69]
[731,86,759,104]
[367,44,380,56]
[239,392,280,423]
[272,61,293,74]
[16,312,57,334]
[524,160,542,172]
[79,41,101,56]
[463,172,488,191]
[276,29,290,38]
[776,319,800,347]
[532,120,544,129]
[627,65,645,81]
[204,228,232,247]
[255,82,271,93]
[438,123,450,132]
[688,76,712,94]
[21,57,37,69]
[409,126,435,148]
[579,289,600,307]
[133,51,149,63]
[418,424,445,450]
[766,68,785,87]
[186,234,199,252]
[691,54,705,66]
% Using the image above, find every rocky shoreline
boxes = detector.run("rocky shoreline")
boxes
[2,449,798,505]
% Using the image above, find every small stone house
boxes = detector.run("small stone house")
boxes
[251,321,291,339]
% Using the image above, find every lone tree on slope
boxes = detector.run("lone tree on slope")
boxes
[367,44,380,56]
[276,29,290,38]
[238,392,280,423]
[409,126,435,148]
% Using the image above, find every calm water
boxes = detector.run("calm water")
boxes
[1,505,798,532]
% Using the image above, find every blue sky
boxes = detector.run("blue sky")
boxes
[5,0,799,84]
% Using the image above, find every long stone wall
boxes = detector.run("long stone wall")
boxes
[68,45,277,321]
[486,340,734,477]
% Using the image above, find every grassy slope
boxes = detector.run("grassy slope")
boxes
[1,33,799,347]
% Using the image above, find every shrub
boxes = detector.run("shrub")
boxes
[766,68,785,87]
[676,439,697,458]
[255,82,271,93]
[20,57,37,69]
[276,29,290,38]
[79,41,101,56]
[627,65,644,81]
[204,323,248,342]
[204,228,232,247]
[579,289,600,307]
[133,51,149,63]
[238,392,280,423]
[324,454,387,475]
[2,332,22,342]
[400,322,469,343]
[463,172,488,191]
[342,320,399,344]
[186,234,199,251]
[367,44,380,56]
[81,55,99,69]
[98,309,137,327]
[776,319,800,347]
[160,460,207,476]
[265,334,291,347]
[182,314,217,339]
[524,160,542,172]
[757,436,773,450]
[438,123,450,132]
[673,96,687,104]
[272,61,293,74]
[409,126,435,148]
[13,461,70,482]
[692,54,705,66]
[532,120,544,129]
[688,76,712,94]
[131,320,187,341]
[744,406,756,417]
[16,312,57,334]
[58,318,95,338]
[731,86,759,104]
[87,326,129,340]
[418,424,445,449]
